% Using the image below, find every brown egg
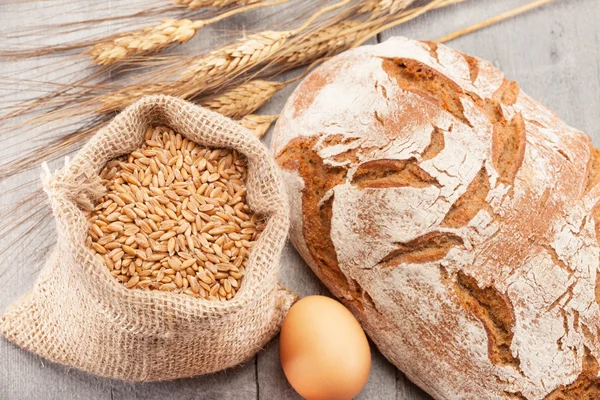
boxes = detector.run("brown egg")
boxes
[280,295,371,400]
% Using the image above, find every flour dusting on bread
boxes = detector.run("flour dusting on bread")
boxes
[273,37,600,399]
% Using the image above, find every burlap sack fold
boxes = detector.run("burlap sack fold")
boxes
[0,95,296,381]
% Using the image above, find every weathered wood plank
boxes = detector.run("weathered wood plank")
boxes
[110,365,257,400]
[1,0,599,399]
[1,341,112,400]
[397,370,430,400]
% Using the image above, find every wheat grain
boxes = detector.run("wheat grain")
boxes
[87,126,263,300]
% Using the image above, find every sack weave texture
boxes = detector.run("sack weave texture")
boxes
[0,95,295,381]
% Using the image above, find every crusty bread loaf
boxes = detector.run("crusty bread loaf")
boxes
[271,37,600,400]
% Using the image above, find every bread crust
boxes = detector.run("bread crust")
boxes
[273,37,600,400]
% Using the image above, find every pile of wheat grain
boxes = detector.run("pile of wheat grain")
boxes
[86,126,263,300]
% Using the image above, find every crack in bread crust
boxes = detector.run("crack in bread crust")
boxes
[382,57,472,127]
[276,136,372,311]
[379,232,463,267]
[492,113,526,186]
[382,57,526,187]
[504,392,528,400]
[462,53,480,84]
[352,158,440,189]
[494,79,520,106]
[585,145,600,194]
[545,347,600,399]
[422,127,446,161]
[453,272,521,370]
[273,38,600,400]
[423,41,440,63]
[441,166,492,228]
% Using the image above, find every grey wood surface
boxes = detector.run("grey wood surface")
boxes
[1,0,598,399]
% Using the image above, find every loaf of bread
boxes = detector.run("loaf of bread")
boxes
[272,37,600,399]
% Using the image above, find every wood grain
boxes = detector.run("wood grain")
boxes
[1,0,598,398]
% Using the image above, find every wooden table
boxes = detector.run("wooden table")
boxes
[1,0,598,398]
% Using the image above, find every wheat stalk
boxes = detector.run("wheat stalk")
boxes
[275,20,365,67]
[97,0,352,112]
[88,19,198,65]
[436,0,555,43]
[0,0,457,179]
[14,79,284,177]
[88,0,291,65]
[351,0,452,48]
[0,0,489,183]
[178,0,353,81]
[98,82,179,113]
[179,30,292,83]
[199,79,285,119]
[238,114,278,138]
[360,0,417,16]
[172,0,261,10]
[268,0,464,71]
[96,31,289,112]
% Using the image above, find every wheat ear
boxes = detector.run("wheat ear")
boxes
[272,0,461,70]
[179,30,292,83]
[98,0,351,111]
[178,0,351,82]
[88,19,197,66]
[88,0,291,65]
[199,79,285,119]
[97,31,289,112]
[275,20,365,68]
[238,114,278,139]
[351,0,452,48]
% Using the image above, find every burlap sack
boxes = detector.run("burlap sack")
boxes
[0,95,296,381]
